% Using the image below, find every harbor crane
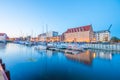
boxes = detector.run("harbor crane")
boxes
[108,24,112,32]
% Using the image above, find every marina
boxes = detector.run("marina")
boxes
[0,0,120,80]
[0,43,120,80]
[12,41,120,54]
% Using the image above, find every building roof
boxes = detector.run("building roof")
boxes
[38,33,46,36]
[94,30,110,33]
[0,33,6,36]
[65,25,92,33]
[38,31,58,36]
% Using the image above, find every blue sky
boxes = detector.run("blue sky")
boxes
[0,0,120,38]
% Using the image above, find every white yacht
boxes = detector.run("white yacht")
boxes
[34,45,47,50]
[57,43,68,49]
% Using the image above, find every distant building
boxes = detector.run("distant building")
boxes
[63,25,94,42]
[38,31,59,42]
[46,31,58,37]
[38,33,46,42]
[46,36,60,42]
[26,36,31,41]
[94,30,110,42]
[60,33,65,42]
[0,33,8,43]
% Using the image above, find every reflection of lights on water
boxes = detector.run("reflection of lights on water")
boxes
[86,51,89,55]
[109,54,112,60]
[93,53,96,58]
[97,52,112,60]
[90,50,113,60]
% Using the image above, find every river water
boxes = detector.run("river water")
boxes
[0,43,120,80]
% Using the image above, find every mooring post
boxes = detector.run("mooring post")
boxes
[1,63,6,70]
[0,59,2,63]
[5,70,11,80]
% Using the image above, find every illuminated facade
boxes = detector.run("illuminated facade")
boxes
[46,36,60,42]
[46,31,58,37]
[38,31,59,42]
[31,37,39,42]
[63,25,94,42]
[38,33,46,42]
[94,30,110,42]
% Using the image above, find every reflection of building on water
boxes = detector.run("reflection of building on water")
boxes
[46,50,53,58]
[36,50,54,58]
[65,50,95,65]
[0,43,6,49]
[90,49,112,60]
[27,47,37,62]
[96,52,112,60]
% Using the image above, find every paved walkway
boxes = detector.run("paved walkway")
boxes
[0,71,5,80]
[0,64,8,80]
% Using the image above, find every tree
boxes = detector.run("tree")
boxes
[110,37,120,43]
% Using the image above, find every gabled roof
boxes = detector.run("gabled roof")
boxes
[0,33,6,36]
[65,25,92,33]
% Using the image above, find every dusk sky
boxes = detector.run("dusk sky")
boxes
[0,0,120,38]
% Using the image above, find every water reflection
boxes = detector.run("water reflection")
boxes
[24,47,38,62]
[65,50,95,65]
[0,43,7,54]
[36,49,56,58]
[1,43,120,80]
[46,50,53,58]
[0,43,6,49]
[65,49,118,65]
[90,49,113,60]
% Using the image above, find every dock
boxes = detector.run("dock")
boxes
[47,48,83,54]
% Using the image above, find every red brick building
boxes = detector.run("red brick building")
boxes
[63,25,94,42]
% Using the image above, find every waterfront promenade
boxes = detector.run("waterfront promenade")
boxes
[0,64,8,80]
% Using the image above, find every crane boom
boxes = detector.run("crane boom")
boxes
[108,24,112,31]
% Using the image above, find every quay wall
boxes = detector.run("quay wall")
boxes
[0,59,10,80]
[84,43,120,51]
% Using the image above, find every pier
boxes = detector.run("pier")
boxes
[46,42,120,53]
[14,41,120,53]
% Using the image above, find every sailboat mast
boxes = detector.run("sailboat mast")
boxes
[46,24,48,37]
[46,24,48,43]
[43,25,44,33]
